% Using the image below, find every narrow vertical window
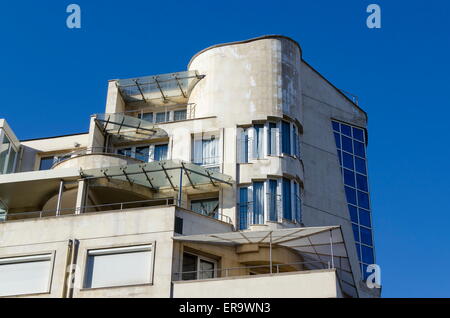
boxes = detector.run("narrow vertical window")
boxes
[282,178,292,220]
[253,181,264,224]
[268,123,278,156]
[293,182,302,223]
[268,180,278,221]
[281,121,291,155]
[237,128,249,163]
[239,187,249,230]
[253,124,264,159]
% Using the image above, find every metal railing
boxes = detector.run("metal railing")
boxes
[116,104,196,124]
[51,147,156,168]
[173,260,331,281]
[1,198,233,224]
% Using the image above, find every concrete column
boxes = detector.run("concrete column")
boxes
[75,180,88,215]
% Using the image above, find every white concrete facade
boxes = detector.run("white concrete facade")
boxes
[0,35,379,298]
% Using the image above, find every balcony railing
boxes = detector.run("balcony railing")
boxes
[51,147,145,168]
[172,261,331,281]
[116,103,196,125]
[1,198,232,224]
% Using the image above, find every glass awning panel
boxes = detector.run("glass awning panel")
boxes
[94,113,168,142]
[79,159,233,191]
[117,70,205,106]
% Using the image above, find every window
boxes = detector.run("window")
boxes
[138,112,154,123]
[293,181,302,224]
[281,121,291,155]
[253,124,264,159]
[182,252,216,280]
[84,244,153,289]
[268,123,278,156]
[193,134,220,170]
[154,144,168,161]
[0,132,18,174]
[267,179,279,221]
[0,253,53,297]
[239,187,249,230]
[332,120,375,280]
[239,179,301,230]
[190,198,219,218]
[253,181,264,224]
[237,128,249,163]
[155,112,168,123]
[135,146,150,162]
[39,156,55,171]
[282,178,292,220]
[174,109,187,121]
[117,144,169,162]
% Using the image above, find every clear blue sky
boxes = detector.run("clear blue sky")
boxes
[0,0,449,297]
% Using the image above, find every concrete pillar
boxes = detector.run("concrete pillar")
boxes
[75,180,88,214]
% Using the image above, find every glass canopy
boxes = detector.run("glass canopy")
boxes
[117,70,205,106]
[79,159,233,191]
[94,113,168,142]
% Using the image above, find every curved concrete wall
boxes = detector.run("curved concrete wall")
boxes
[188,37,303,127]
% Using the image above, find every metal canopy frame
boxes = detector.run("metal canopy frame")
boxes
[94,113,168,143]
[79,160,233,193]
[117,70,205,106]
[173,226,358,297]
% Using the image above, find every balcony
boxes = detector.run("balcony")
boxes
[0,159,233,223]
[172,226,358,297]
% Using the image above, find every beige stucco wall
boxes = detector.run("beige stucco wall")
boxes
[172,269,341,298]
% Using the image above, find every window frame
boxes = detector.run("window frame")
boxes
[116,142,169,163]
[0,251,55,297]
[181,251,218,281]
[82,242,156,290]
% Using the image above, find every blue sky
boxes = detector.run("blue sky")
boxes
[1,0,449,297]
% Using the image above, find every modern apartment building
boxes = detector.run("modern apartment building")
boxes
[0,35,380,298]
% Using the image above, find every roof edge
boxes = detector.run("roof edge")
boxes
[187,34,303,69]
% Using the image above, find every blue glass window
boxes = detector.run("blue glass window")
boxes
[341,124,352,137]
[135,146,150,162]
[352,224,360,242]
[356,243,361,260]
[353,127,364,142]
[268,180,278,221]
[239,187,249,230]
[360,227,373,246]
[332,121,340,132]
[343,169,355,187]
[349,205,358,223]
[282,178,292,220]
[354,141,365,158]
[345,186,357,205]
[357,191,370,209]
[39,156,55,170]
[355,157,367,175]
[253,124,264,159]
[361,246,374,265]
[356,174,368,192]
[281,121,291,155]
[154,144,168,161]
[359,209,371,227]
[343,152,354,170]
[253,182,265,224]
[342,136,353,153]
[268,123,277,155]
[331,120,375,278]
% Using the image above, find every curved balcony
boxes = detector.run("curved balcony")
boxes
[51,147,143,170]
